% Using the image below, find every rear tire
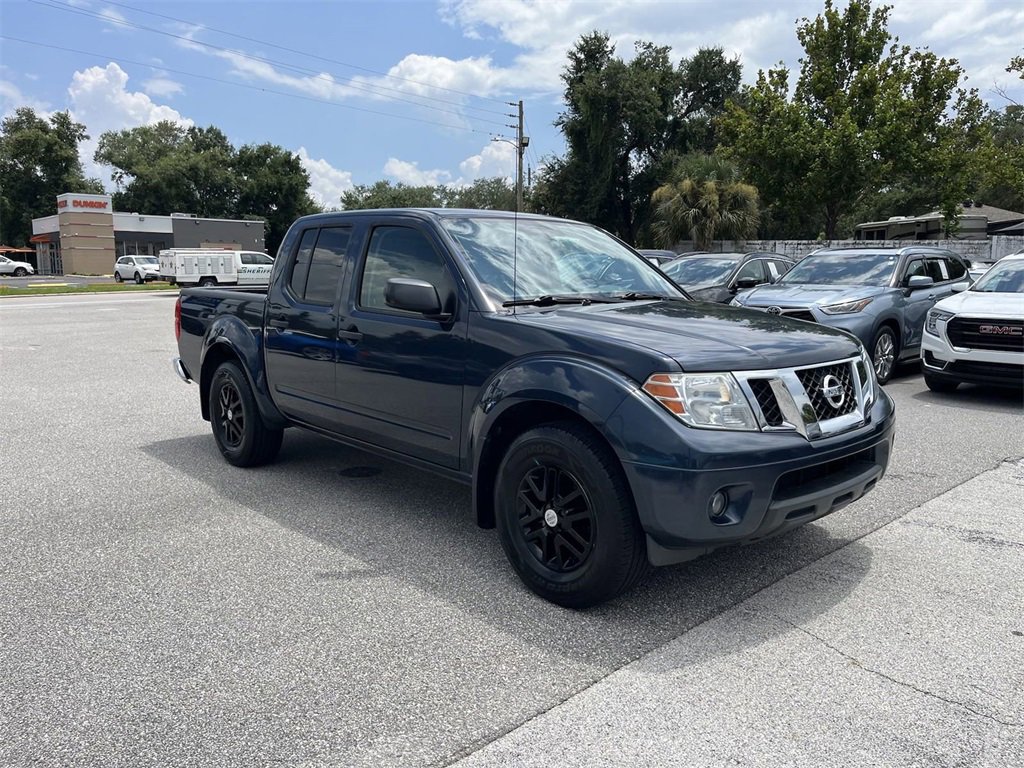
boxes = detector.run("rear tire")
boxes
[114,272,123,283]
[924,373,959,393]
[495,421,648,608]
[209,361,283,467]
[199,277,216,288]
[871,326,899,385]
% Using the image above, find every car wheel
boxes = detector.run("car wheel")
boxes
[924,372,959,393]
[199,277,216,288]
[871,327,899,385]
[13,267,28,277]
[114,272,123,283]
[133,272,144,284]
[209,361,283,467]
[495,421,648,608]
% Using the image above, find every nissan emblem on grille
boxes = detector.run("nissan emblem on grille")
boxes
[821,374,846,409]
[766,306,782,315]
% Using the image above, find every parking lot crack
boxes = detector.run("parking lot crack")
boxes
[774,615,1023,729]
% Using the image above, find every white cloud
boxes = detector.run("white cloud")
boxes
[142,77,184,98]
[66,63,192,184]
[457,140,516,183]
[99,6,128,30]
[0,80,50,117]
[298,147,353,209]
[383,158,451,186]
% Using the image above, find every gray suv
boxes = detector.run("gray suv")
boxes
[731,246,970,383]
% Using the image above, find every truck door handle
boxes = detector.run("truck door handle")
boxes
[337,326,363,342]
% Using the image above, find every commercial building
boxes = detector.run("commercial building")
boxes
[30,193,266,275]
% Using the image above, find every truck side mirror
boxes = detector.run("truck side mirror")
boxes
[950,281,968,293]
[385,277,443,315]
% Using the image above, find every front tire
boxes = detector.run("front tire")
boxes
[134,272,144,284]
[495,421,648,608]
[209,361,283,467]
[924,372,959,393]
[871,326,899,385]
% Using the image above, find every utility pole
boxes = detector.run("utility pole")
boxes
[495,100,529,212]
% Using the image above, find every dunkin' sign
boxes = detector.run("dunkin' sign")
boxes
[56,193,112,212]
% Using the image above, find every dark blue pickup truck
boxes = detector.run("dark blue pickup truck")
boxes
[174,209,895,607]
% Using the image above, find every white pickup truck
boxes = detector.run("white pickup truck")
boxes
[159,248,274,287]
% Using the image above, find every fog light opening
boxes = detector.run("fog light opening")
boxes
[709,490,729,520]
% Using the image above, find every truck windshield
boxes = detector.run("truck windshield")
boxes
[780,252,899,287]
[440,216,683,304]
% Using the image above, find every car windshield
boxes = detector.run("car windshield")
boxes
[971,259,1024,293]
[440,216,683,304]
[662,257,739,288]
[780,252,899,286]
[135,257,158,265]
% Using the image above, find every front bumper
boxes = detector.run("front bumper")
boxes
[921,330,1024,387]
[608,388,895,566]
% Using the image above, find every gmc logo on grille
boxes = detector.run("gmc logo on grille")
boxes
[978,325,1022,336]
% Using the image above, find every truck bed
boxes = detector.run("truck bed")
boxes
[176,286,270,381]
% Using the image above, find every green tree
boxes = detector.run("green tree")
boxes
[450,177,516,210]
[340,180,448,210]
[234,143,319,256]
[650,154,760,249]
[0,108,103,245]
[720,0,983,238]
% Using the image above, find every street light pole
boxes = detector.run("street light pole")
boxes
[495,100,529,212]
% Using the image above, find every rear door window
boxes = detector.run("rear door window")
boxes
[942,256,966,280]
[304,228,353,305]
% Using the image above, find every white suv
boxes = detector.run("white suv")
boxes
[921,254,1024,392]
[0,255,35,276]
[114,255,162,284]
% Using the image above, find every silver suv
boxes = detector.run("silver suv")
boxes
[731,246,970,383]
[114,255,161,284]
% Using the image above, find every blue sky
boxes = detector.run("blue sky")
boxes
[1,0,1022,209]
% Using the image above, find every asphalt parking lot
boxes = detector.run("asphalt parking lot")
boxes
[1,292,1022,766]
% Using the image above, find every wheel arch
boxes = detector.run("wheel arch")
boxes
[467,357,637,529]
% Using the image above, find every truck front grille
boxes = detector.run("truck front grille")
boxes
[735,356,869,440]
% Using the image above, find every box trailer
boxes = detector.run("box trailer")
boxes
[159,249,274,287]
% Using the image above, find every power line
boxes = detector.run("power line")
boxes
[0,36,502,137]
[102,0,511,106]
[28,0,511,127]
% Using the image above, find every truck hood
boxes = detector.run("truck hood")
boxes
[933,290,1024,318]
[738,283,889,308]
[513,300,861,371]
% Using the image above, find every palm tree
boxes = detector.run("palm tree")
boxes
[651,155,760,250]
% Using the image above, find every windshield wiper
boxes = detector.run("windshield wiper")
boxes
[610,291,678,301]
[501,295,617,308]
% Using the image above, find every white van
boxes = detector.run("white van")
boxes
[159,249,274,287]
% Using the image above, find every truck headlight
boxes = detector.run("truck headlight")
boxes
[926,309,954,336]
[642,373,759,431]
[729,297,743,307]
[820,297,873,315]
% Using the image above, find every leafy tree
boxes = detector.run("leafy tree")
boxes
[720,0,984,238]
[340,180,448,210]
[0,108,103,245]
[650,154,759,249]
[450,177,516,210]
[234,143,319,256]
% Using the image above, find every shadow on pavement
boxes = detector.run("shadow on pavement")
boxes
[144,428,873,668]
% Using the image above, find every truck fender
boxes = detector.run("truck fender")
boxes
[199,315,288,429]
[466,355,639,528]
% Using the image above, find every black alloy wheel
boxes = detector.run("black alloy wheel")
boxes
[209,361,283,467]
[495,421,648,608]
[516,463,596,573]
